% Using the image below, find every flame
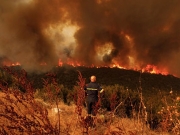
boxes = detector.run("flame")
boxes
[1,58,170,76]
[58,59,169,75]
[58,59,82,67]
[142,64,168,75]
[111,64,124,69]
[58,59,63,66]
[11,62,21,66]
[66,60,82,67]
[1,59,21,67]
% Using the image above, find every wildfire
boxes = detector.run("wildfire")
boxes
[58,59,82,67]
[1,59,21,67]
[58,59,169,75]
[141,64,168,75]
[11,62,21,66]
[1,59,170,76]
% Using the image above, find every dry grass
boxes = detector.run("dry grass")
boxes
[0,90,57,134]
[35,100,172,135]
[0,90,174,135]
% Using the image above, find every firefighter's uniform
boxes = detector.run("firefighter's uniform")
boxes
[84,82,103,116]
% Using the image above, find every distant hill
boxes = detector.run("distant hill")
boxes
[0,65,180,93]
[26,65,180,94]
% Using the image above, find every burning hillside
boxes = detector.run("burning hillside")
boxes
[0,0,180,77]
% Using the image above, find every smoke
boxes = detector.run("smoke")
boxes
[0,0,180,76]
[0,0,66,72]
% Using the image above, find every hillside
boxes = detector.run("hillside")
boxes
[27,65,180,93]
[1,65,180,93]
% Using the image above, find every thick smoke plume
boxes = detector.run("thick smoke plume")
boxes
[0,0,180,76]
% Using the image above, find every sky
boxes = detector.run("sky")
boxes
[0,0,180,77]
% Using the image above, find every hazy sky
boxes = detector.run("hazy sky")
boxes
[0,0,180,76]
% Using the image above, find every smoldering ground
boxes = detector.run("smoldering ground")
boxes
[0,0,180,76]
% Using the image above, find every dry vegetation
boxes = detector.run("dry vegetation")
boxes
[0,90,173,135]
[0,91,153,135]
[0,67,179,135]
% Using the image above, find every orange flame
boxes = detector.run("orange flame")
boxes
[58,59,169,75]
[2,59,170,76]
[2,60,21,67]
[141,64,168,75]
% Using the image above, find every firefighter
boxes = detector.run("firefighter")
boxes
[84,75,104,116]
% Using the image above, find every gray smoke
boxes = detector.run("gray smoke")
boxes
[0,0,180,76]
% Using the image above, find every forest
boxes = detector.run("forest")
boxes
[8,65,179,91]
